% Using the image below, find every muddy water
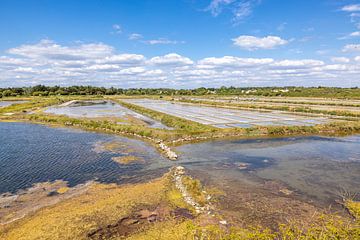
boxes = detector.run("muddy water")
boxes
[176,136,360,205]
[0,122,172,194]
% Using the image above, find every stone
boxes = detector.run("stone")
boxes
[219,220,227,225]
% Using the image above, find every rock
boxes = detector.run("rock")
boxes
[279,188,293,195]
[219,220,227,225]
[237,162,250,170]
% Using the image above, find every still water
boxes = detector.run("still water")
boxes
[1,121,359,206]
[177,136,360,204]
[43,100,171,129]
[0,101,27,108]
[0,122,172,194]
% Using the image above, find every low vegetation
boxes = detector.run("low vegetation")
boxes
[1,85,359,99]
[1,97,360,149]
[1,170,359,240]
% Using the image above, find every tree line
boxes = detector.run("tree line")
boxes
[0,85,359,98]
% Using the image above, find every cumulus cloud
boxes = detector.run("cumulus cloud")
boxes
[97,54,145,65]
[232,35,288,50]
[1,39,360,88]
[198,56,273,68]
[8,39,113,60]
[331,57,350,63]
[350,31,360,37]
[342,4,360,12]
[149,53,193,65]
[271,59,324,69]
[343,44,360,52]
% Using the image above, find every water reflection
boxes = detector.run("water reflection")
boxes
[44,100,171,129]
[177,135,360,204]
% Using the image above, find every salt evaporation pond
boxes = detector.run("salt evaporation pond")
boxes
[0,101,27,108]
[124,99,328,128]
[177,136,360,204]
[43,100,171,129]
[0,122,172,194]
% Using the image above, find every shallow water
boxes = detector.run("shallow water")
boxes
[124,99,328,128]
[2,121,359,207]
[43,100,171,129]
[0,122,173,194]
[0,101,27,108]
[176,136,360,204]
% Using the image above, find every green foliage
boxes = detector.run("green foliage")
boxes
[1,85,359,99]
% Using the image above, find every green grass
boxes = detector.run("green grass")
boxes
[1,97,360,148]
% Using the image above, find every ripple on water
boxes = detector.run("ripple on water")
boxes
[0,122,173,194]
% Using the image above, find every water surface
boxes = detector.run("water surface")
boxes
[0,122,172,194]
[44,100,171,129]
[0,101,27,108]
[124,99,328,128]
[177,136,360,204]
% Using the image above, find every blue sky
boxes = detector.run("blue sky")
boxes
[0,0,360,88]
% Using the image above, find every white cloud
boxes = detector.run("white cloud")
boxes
[87,64,120,72]
[1,39,360,88]
[144,38,185,45]
[198,56,273,68]
[8,39,113,60]
[350,31,360,37]
[97,54,145,65]
[331,57,350,63]
[343,44,360,52]
[342,4,360,12]
[149,53,193,65]
[271,59,324,69]
[232,35,288,50]
[339,31,360,39]
[119,67,145,75]
[129,33,143,40]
